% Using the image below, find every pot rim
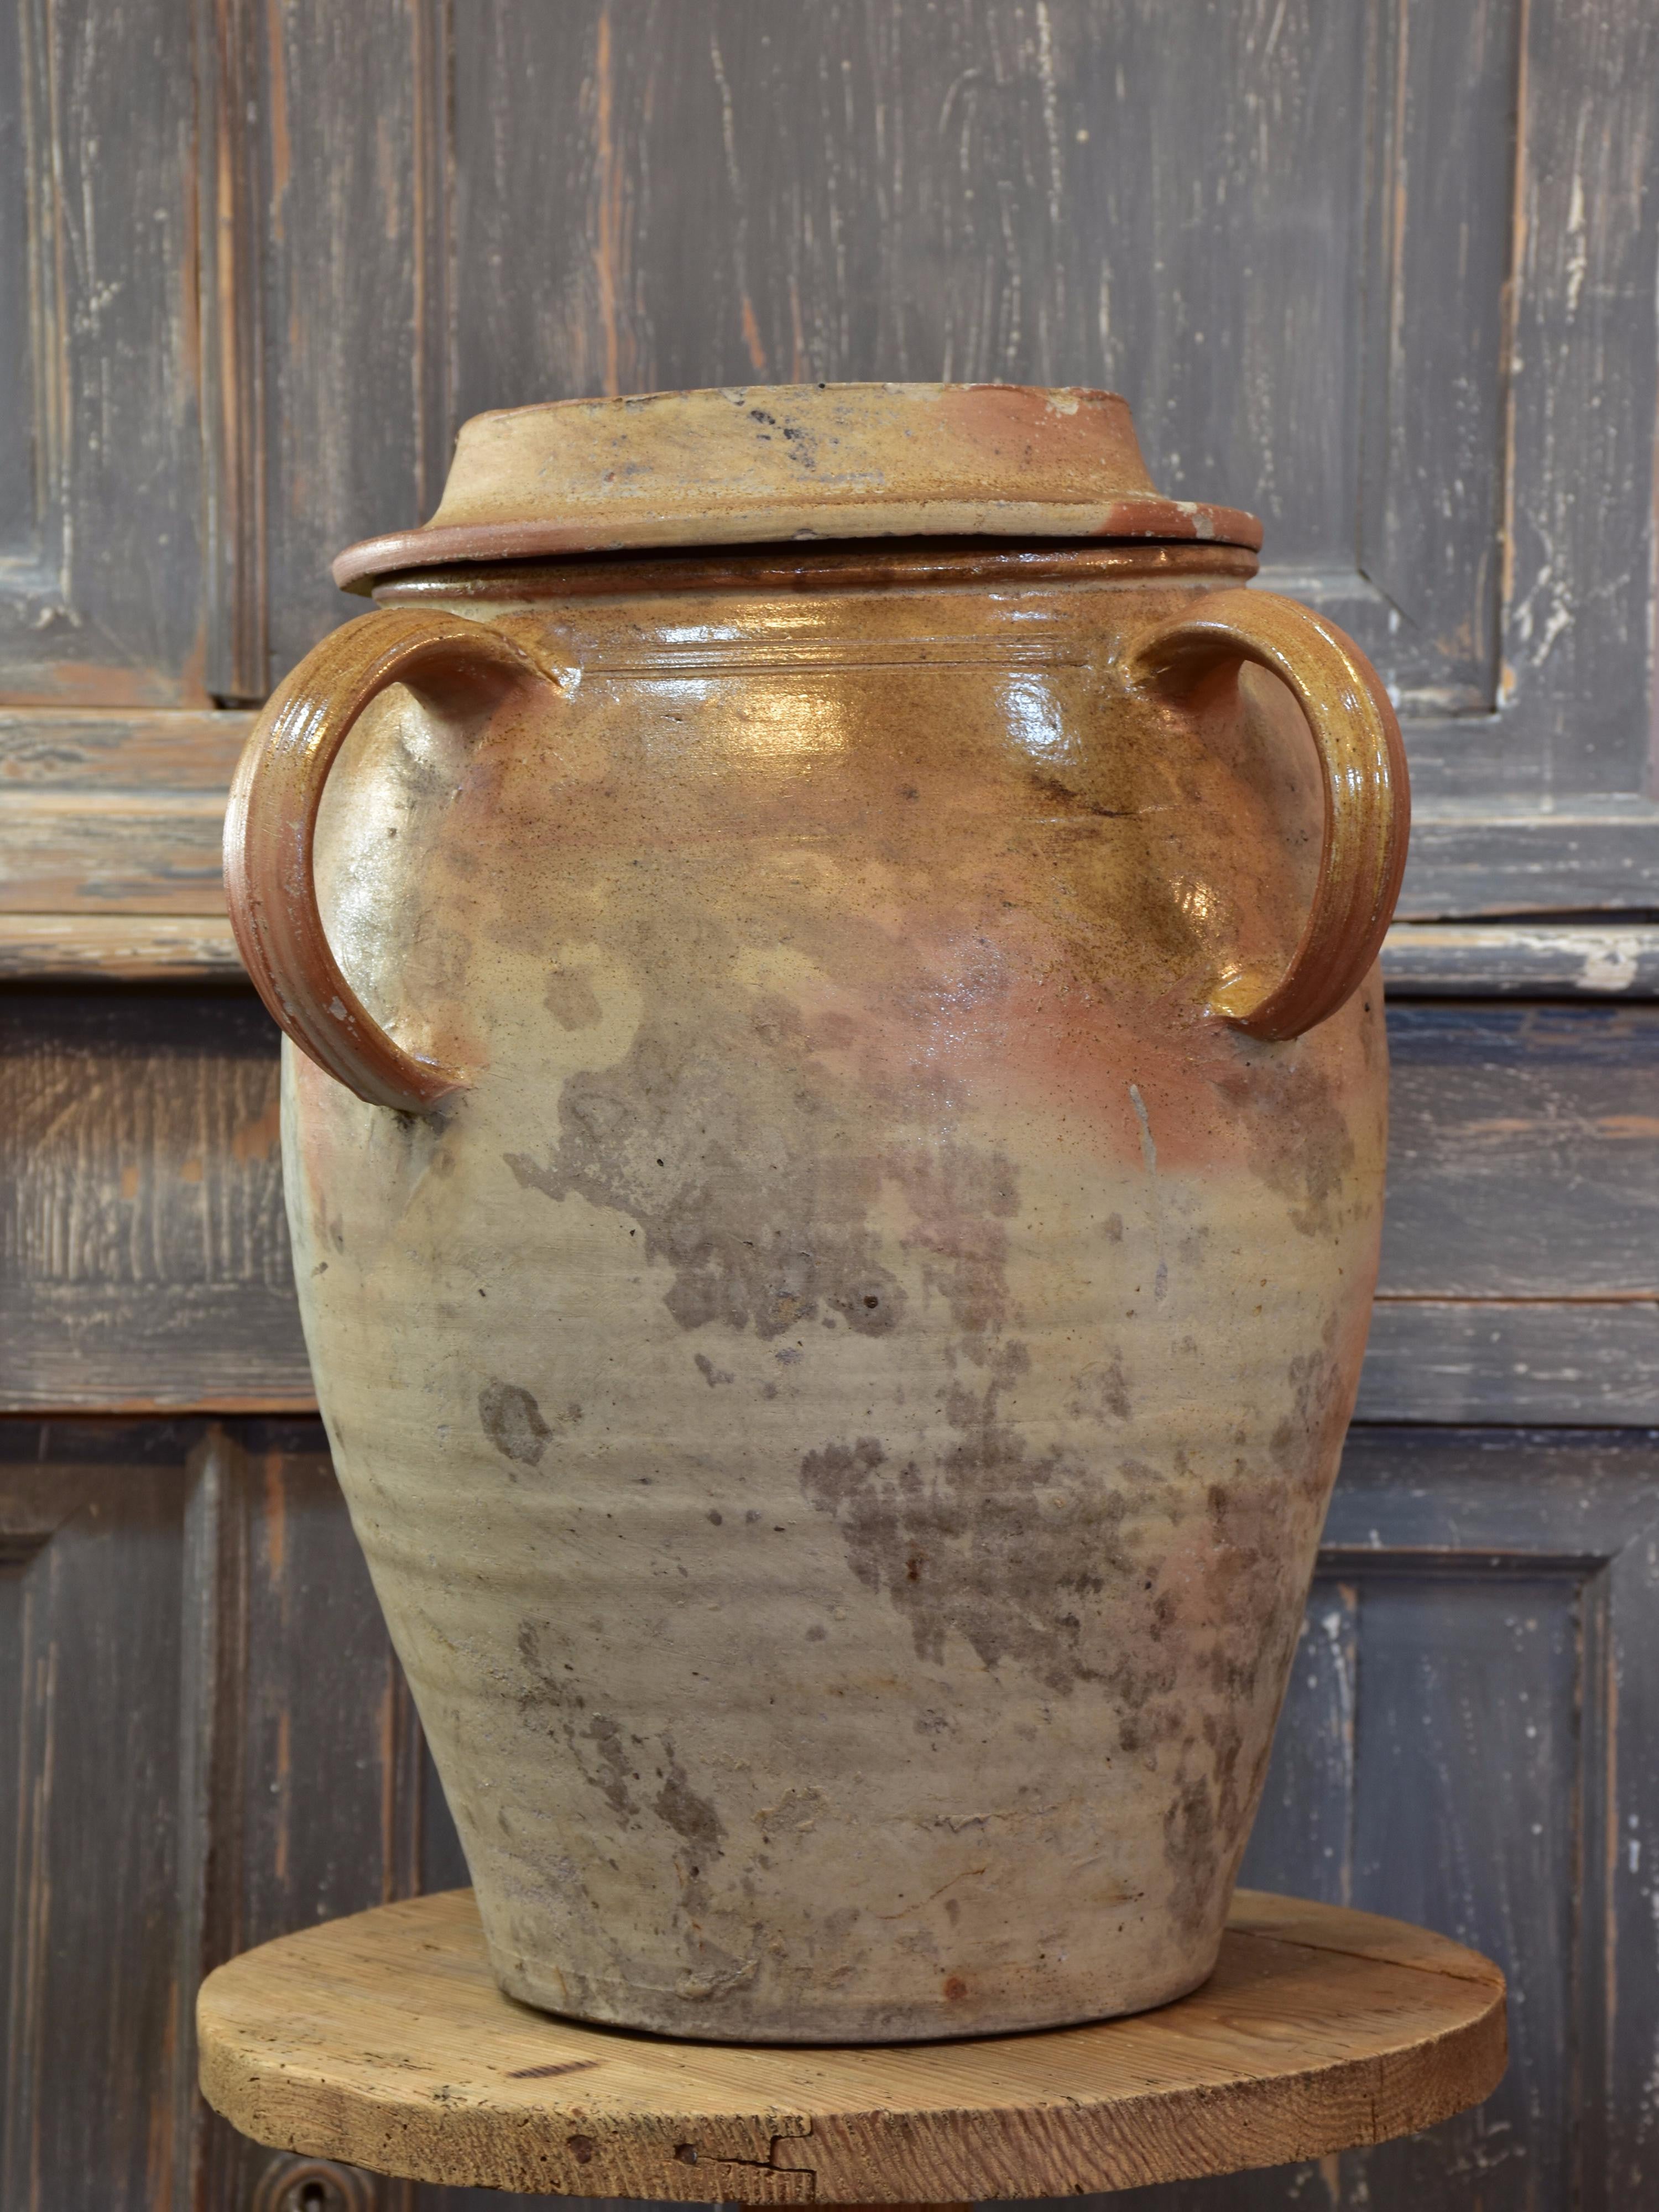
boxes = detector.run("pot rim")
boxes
[333,382,1264,593]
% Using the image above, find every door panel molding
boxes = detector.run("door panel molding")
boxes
[0,0,207,704]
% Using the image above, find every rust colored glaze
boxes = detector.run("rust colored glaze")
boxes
[331,383,1261,591]
[226,386,1407,2044]
[225,611,571,1109]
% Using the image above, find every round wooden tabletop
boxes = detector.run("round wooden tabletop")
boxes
[198,1887,1505,2203]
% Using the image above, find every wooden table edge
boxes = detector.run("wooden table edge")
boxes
[197,1891,1509,2201]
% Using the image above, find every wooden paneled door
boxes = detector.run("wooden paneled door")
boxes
[2,6,1656,2208]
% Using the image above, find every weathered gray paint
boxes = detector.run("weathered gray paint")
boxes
[0,993,302,1414]
[1355,1300,1659,1427]
[1383,922,1659,998]
[1379,1005,1659,1299]
[0,0,206,703]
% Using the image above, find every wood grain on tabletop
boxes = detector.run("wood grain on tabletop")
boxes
[196,1886,1505,2203]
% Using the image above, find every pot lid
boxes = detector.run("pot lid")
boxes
[332,382,1262,592]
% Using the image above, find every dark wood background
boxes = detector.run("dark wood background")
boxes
[2,4,1656,2209]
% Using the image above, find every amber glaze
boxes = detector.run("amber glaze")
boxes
[226,526,1405,2041]
[330,383,1262,587]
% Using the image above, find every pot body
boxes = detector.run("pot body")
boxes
[284,542,1388,2041]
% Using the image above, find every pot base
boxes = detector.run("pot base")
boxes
[490,1945,1222,2046]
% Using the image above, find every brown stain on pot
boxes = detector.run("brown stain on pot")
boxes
[478,1380,551,1469]
[544,966,603,1031]
[654,1746,725,1854]
[799,1352,1172,1698]
[503,1000,907,1342]
[1214,1045,1359,1238]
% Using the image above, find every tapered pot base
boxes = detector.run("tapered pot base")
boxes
[490,1947,1222,2047]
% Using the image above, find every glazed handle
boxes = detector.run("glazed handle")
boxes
[1125,588,1410,1041]
[223,607,566,1112]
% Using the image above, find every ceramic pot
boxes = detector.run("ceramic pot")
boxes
[225,384,1407,2044]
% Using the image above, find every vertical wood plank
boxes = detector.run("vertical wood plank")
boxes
[172,1427,249,2212]
[451,0,1376,553]
[0,0,207,701]
[192,0,452,693]
[0,1428,187,2212]
[1239,1579,1358,1910]
[1338,1567,1577,2206]
[258,0,452,684]
[172,1421,430,2212]
[195,0,269,703]
[1501,0,1659,795]
[1601,1518,1659,2204]
[1357,0,1520,715]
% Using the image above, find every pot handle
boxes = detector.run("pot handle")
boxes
[223,607,566,1112]
[1124,587,1410,1040]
